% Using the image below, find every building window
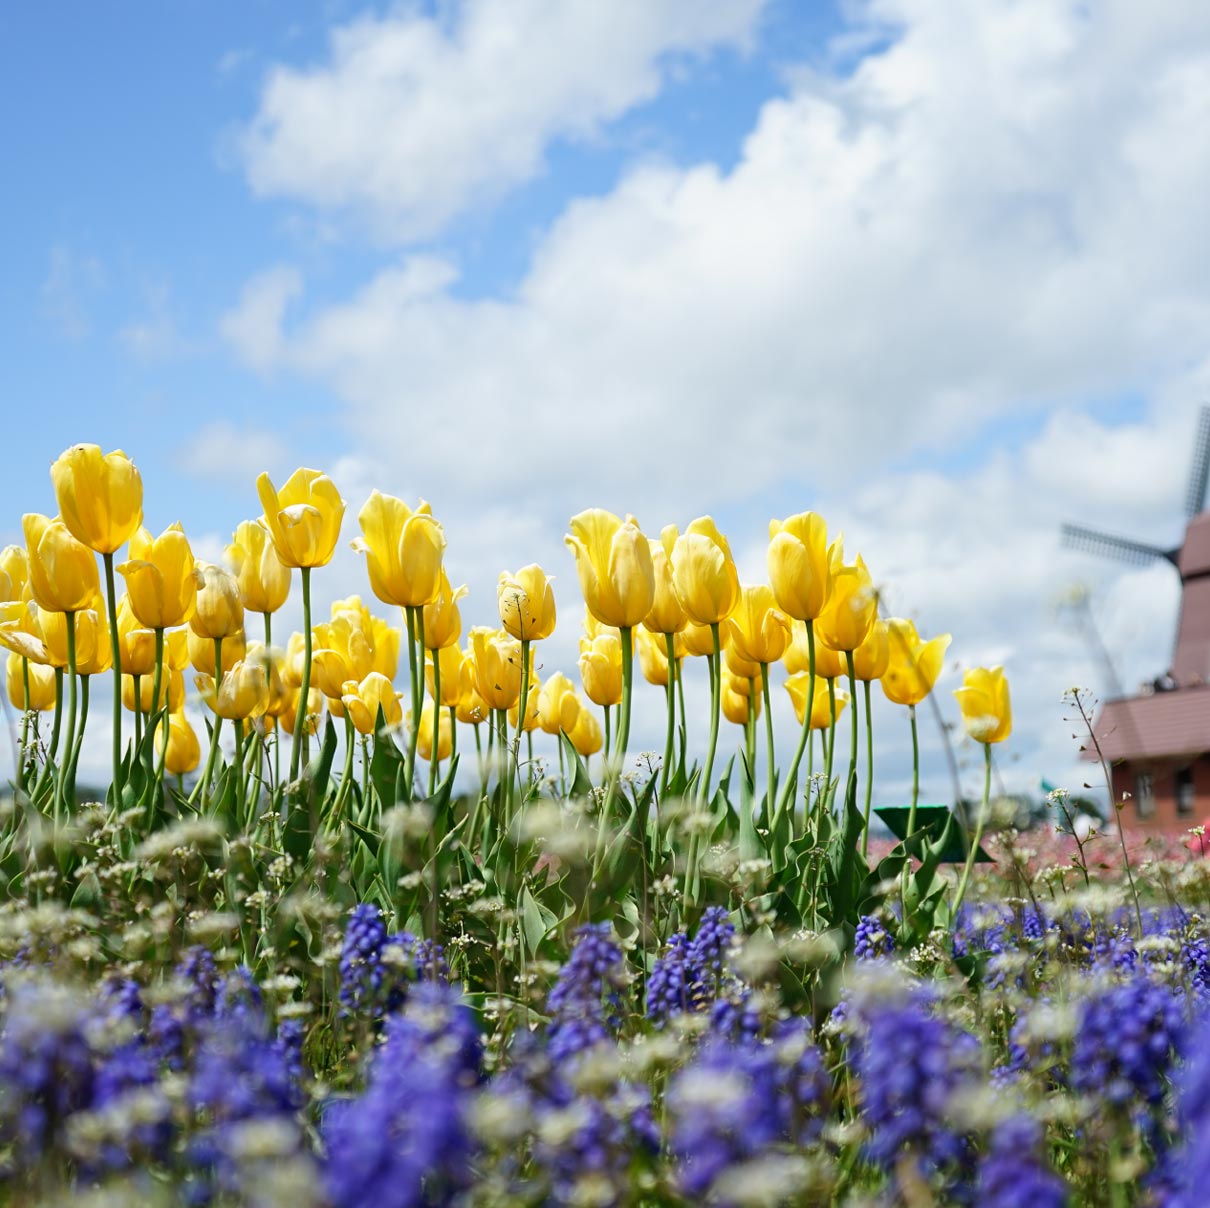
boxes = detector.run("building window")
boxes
[1177,767,1196,816]
[1136,771,1155,818]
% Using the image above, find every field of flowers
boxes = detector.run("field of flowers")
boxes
[1,445,1206,1206]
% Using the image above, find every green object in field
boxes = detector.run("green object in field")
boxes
[874,804,995,864]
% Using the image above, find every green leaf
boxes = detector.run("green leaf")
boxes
[559,732,594,799]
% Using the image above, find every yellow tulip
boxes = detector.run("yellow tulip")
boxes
[6,653,55,711]
[158,710,201,776]
[569,705,603,758]
[226,520,290,615]
[456,680,489,726]
[565,509,655,629]
[721,672,760,726]
[371,613,402,679]
[509,673,542,732]
[415,704,453,762]
[682,620,730,659]
[39,601,106,672]
[351,491,444,607]
[246,642,291,719]
[311,613,375,699]
[423,571,468,651]
[767,512,832,622]
[815,554,876,653]
[190,564,244,641]
[0,602,55,667]
[23,514,100,615]
[669,517,740,626]
[50,445,143,555]
[195,658,270,721]
[498,564,557,642]
[953,666,1012,744]
[187,626,247,676]
[852,619,890,682]
[725,584,792,667]
[537,671,581,734]
[635,626,673,687]
[724,641,763,681]
[784,621,847,679]
[341,672,404,736]
[785,672,848,730]
[425,643,466,707]
[881,619,951,707]
[643,527,687,636]
[579,630,623,708]
[0,546,29,601]
[118,523,200,630]
[469,627,526,711]
[124,667,184,713]
[257,467,346,570]
[280,685,323,736]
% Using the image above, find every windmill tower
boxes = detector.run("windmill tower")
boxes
[1062,407,1210,831]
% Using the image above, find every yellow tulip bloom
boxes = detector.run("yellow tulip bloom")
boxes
[0,546,29,602]
[50,444,143,555]
[280,685,323,736]
[725,583,792,667]
[784,621,848,679]
[311,613,375,699]
[498,564,557,642]
[0,602,56,667]
[635,626,673,687]
[469,626,526,711]
[767,512,832,622]
[423,571,468,651]
[509,672,542,732]
[189,563,245,641]
[226,519,290,615]
[815,554,876,653]
[721,672,760,726]
[371,613,402,679]
[565,509,655,629]
[195,659,270,721]
[881,619,951,707]
[415,703,453,762]
[670,517,741,627]
[425,643,467,707]
[118,523,201,631]
[537,671,581,734]
[579,630,623,708]
[257,467,346,570]
[681,620,730,658]
[351,490,444,607]
[724,641,763,681]
[341,672,404,736]
[569,705,603,758]
[124,667,185,713]
[23,514,100,615]
[852,619,890,682]
[158,710,201,776]
[6,652,56,711]
[953,666,1012,744]
[785,672,848,730]
[643,526,688,636]
[187,626,247,676]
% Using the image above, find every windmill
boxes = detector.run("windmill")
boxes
[1062,406,1210,689]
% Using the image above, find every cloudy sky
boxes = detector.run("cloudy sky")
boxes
[5,0,1209,809]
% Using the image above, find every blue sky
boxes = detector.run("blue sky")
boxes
[6,0,1210,807]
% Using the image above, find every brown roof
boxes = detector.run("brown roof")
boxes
[1091,686,1210,761]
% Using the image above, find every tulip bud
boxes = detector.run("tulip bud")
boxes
[579,630,623,708]
[767,512,832,622]
[722,671,760,726]
[469,627,526,711]
[226,519,290,615]
[257,468,347,569]
[50,444,143,555]
[23,514,100,615]
[190,563,244,641]
[455,648,489,725]
[498,565,557,642]
[670,517,741,627]
[158,710,201,776]
[195,659,270,721]
[6,652,56,712]
[351,491,444,606]
[423,572,468,651]
[954,666,1012,743]
[569,705,603,758]
[565,510,655,629]
[538,671,581,735]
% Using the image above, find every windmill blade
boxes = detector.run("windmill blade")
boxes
[1061,523,1177,567]
[1186,405,1210,517]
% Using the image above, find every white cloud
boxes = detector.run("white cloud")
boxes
[220,265,303,372]
[238,0,766,240]
[174,421,290,486]
[40,245,104,339]
[219,0,1210,808]
[119,282,188,361]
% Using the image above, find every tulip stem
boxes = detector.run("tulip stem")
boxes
[906,704,920,835]
[775,619,816,830]
[824,679,837,790]
[603,704,611,762]
[147,627,165,810]
[448,706,457,770]
[952,743,991,919]
[403,606,423,800]
[103,552,123,796]
[761,664,775,830]
[660,633,677,799]
[195,638,225,805]
[745,680,756,786]
[429,649,443,796]
[846,649,858,800]
[263,611,272,649]
[133,676,143,748]
[699,624,722,808]
[68,673,89,804]
[331,715,355,827]
[56,612,78,823]
[616,626,634,771]
[17,658,30,797]
[862,680,874,857]
[33,670,64,804]
[233,719,246,821]
[514,638,531,803]
[289,567,313,786]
